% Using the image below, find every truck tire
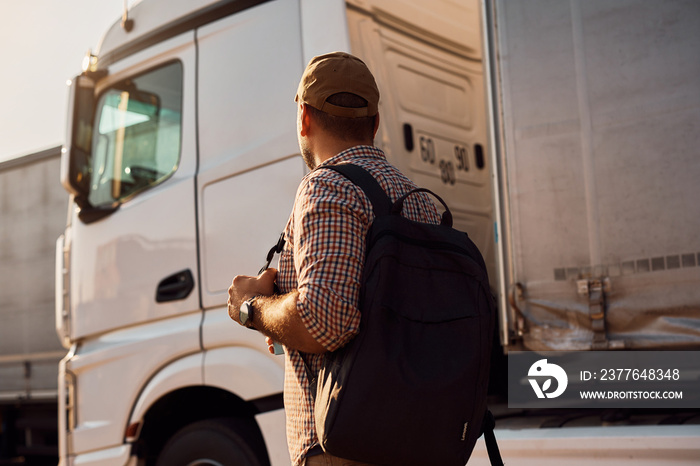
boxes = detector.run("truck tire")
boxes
[155,418,265,466]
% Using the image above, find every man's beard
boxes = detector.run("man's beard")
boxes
[301,146,316,170]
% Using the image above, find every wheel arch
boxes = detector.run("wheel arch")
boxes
[135,385,269,465]
[125,348,284,464]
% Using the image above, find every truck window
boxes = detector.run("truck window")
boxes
[89,61,183,206]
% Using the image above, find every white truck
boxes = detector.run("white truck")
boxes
[0,147,67,465]
[56,0,700,465]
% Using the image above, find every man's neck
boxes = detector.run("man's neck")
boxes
[313,138,372,168]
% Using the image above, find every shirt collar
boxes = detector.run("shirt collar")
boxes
[315,145,386,170]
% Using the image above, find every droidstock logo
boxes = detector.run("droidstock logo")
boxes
[528,359,568,399]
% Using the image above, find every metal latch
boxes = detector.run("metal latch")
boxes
[577,278,611,350]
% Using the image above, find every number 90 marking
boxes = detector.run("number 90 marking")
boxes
[454,145,469,171]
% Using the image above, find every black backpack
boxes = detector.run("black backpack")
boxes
[297,163,502,466]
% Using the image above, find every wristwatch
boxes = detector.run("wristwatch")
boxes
[239,296,258,329]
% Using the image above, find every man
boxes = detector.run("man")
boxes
[228,52,440,466]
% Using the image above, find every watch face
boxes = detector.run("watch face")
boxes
[239,301,251,326]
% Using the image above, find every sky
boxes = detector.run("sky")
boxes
[0,0,137,163]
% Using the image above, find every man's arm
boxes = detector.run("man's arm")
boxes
[227,269,327,354]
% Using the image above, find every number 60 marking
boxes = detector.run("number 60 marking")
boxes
[420,136,435,164]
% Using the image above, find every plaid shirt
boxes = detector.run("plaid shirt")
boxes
[277,145,441,465]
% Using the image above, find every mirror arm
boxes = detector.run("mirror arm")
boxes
[85,68,108,81]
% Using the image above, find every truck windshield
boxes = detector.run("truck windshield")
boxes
[89,61,183,206]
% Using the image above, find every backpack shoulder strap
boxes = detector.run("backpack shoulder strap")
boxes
[324,164,392,217]
[482,409,504,466]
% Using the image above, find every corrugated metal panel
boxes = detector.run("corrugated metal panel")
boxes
[0,147,68,395]
[493,0,700,350]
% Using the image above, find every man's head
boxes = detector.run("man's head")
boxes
[295,52,380,168]
[295,52,379,118]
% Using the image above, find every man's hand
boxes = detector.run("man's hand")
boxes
[227,268,277,325]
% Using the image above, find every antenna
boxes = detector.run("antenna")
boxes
[121,0,134,32]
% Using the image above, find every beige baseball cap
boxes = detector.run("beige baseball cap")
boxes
[295,52,379,118]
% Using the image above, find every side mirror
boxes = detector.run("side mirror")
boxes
[112,79,161,116]
[60,75,95,208]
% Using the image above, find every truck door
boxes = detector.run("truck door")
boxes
[68,32,200,340]
[195,0,304,316]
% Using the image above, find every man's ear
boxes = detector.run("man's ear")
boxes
[300,103,311,137]
[373,113,380,138]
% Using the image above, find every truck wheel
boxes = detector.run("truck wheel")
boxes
[155,418,265,466]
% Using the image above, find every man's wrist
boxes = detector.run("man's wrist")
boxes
[239,296,259,329]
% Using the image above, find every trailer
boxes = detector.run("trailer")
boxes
[471,0,700,461]
[0,146,67,465]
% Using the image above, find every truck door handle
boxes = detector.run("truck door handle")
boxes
[156,269,195,303]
